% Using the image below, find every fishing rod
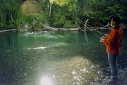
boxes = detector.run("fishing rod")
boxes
[87,27,102,39]
[77,18,105,39]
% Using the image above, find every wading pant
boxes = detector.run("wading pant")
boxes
[108,53,118,81]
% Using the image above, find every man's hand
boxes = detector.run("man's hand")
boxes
[100,33,109,42]
[100,36,107,42]
[103,34,108,36]
[100,38,104,42]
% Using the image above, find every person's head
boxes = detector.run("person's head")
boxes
[110,16,120,27]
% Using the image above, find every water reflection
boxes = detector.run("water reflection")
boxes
[27,46,47,50]
[42,56,95,85]
[39,76,53,85]
[0,32,18,49]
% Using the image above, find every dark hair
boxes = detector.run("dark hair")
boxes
[112,16,120,25]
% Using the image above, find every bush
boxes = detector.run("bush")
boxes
[52,14,66,28]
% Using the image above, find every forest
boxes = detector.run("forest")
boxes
[0,0,127,30]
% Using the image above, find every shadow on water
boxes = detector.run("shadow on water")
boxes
[0,30,127,85]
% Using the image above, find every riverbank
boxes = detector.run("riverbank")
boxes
[0,26,126,33]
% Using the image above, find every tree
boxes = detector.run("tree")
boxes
[0,0,21,29]
[0,0,127,29]
[49,0,77,11]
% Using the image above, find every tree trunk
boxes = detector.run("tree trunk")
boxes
[49,2,52,17]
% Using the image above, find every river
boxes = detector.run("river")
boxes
[0,29,127,85]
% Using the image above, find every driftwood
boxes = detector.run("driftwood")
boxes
[43,24,57,31]
[77,19,89,31]
[0,29,16,32]
[84,19,89,30]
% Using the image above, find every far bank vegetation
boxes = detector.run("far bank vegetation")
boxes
[0,0,127,31]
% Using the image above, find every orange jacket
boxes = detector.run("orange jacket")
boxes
[103,25,123,54]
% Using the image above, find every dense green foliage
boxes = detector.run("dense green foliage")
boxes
[0,0,21,29]
[0,0,127,30]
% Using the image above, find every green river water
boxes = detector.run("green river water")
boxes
[0,30,127,85]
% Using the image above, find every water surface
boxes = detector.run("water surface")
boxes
[0,30,127,85]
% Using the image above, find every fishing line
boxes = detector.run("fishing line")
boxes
[77,18,111,39]
[77,18,102,39]
[96,30,103,35]
[86,27,102,39]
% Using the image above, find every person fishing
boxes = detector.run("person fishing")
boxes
[100,16,123,84]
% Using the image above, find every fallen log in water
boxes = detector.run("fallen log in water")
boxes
[43,24,57,31]
[0,29,17,32]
